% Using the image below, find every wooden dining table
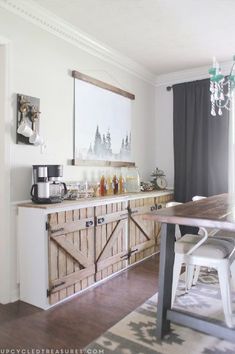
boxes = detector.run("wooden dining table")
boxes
[144,193,235,342]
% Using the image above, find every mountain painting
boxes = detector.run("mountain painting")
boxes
[74,78,133,162]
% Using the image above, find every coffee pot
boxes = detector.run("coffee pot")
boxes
[49,181,67,200]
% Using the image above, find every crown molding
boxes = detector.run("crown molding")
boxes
[1,0,233,88]
[155,60,234,87]
[0,0,156,85]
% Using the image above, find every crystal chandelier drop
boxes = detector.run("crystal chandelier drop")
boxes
[208,56,235,116]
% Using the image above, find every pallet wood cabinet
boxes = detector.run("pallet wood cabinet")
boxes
[95,201,128,281]
[48,202,129,305]
[18,191,173,309]
[128,194,174,264]
[48,207,95,305]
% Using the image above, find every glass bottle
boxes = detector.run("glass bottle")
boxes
[119,173,124,194]
[112,174,118,194]
[126,167,141,193]
[100,175,106,196]
[106,174,113,195]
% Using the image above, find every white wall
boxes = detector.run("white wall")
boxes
[0,42,11,303]
[0,9,156,302]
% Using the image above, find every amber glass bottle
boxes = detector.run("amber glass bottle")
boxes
[106,175,113,195]
[118,174,124,194]
[100,175,106,196]
[112,175,118,194]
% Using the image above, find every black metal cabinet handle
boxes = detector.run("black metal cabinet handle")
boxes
[47,281,66,297]
[50,227,64,234]
[120,248,138,260]
[51,281,66,290]
[97,217,105,224]
[86,220,94,227]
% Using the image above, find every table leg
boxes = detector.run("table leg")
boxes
[156,223,175,339]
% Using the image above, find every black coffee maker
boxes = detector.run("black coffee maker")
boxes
[31,165,67,204]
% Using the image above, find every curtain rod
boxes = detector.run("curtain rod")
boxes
[166,86,172,91]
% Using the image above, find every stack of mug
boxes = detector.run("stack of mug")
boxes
[17,119,44,146]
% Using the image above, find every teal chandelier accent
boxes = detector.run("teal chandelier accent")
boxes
[209,56,235,116]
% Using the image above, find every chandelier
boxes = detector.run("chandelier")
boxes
[208,56,235,116]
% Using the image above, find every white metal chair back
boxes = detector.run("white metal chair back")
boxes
[170,195,235,327]
[166,202,182,240]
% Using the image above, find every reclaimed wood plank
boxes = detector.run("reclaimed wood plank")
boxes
[95,205,102,282]
[107,203,114,275]
[56,211,67,300]
[135,199,142,262]
[80,207,88,289]
[97,252,126,272]
[101,204,108,279]
[72,70,135,100]
[51,234,90,268]
[73,209,81,292]
[65,210,75,297]
[48,213,59,305]
[129,199,136,264]
[50,265,95,293]
[49,217,95,235]
[117,202,123,271]
[87,207,95,286]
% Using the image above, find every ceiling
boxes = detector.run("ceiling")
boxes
[35,0,235,75]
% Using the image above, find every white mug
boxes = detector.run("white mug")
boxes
[29,132,44,146]
[17,121,33,138]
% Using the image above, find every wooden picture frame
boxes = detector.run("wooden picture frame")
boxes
[72,70,135,167]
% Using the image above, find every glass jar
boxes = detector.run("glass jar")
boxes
[65,181,80,200]
[125,167,141,193]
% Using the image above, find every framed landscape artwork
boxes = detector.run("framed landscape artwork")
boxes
[72,71,135,167]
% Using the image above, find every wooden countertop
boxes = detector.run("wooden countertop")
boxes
[18,190,174,210]
[144,193,235,232]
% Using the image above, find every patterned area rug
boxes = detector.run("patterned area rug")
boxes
[85,271,235,354]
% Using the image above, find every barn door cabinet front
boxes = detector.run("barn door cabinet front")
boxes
[47,207,95,305]
[18,190,173,310]
[128,197,158,264]
[95,201,128,281]
[128,194,173,264]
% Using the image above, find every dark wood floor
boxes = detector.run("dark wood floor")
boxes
[0,254,160,349]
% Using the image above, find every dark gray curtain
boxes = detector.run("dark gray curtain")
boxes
[173,78,229,203]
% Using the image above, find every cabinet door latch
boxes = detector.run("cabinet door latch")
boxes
[47,281,66,297]
[120,248,138,260]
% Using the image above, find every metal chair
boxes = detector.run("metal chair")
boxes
[166,201,235,327]
[188,195,235,290]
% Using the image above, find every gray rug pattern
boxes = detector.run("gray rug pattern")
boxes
[84,271,235,354]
